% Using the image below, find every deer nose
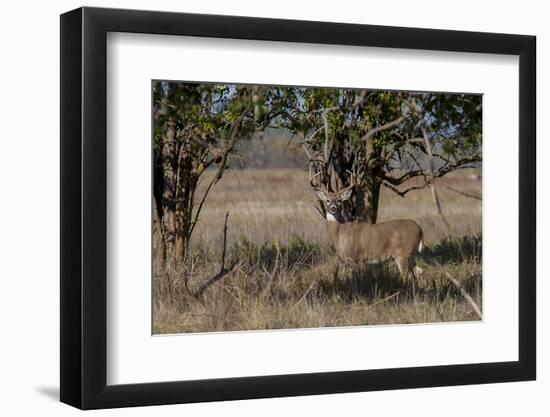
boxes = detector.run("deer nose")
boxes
[329,205,337,213]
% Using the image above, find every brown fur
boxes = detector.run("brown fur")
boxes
[327,219,422,261]
[316,189,423,280]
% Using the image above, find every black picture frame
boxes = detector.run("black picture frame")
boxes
[60,6,536,410]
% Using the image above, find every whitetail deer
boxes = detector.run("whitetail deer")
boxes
[311,174,424,282]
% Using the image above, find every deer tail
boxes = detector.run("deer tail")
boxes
[417,239,423,253]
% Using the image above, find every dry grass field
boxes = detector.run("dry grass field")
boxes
[153,168,482,334]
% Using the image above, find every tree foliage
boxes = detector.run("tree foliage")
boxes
[265,88,481,222]
[153,82,482,269]
[153,82,266,264]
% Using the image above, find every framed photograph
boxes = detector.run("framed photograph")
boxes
[60,6,536,409]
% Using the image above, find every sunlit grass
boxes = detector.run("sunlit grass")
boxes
[153,168,482,334]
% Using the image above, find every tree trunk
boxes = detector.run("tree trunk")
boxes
[174,214,189,262]
[326,141,382,224]
[364,181,381,224]
[174,177,195,263]
[355,181,380,224]
[152,195,166,265]
[153,143,166,264]
[161,118,177,263]
[357,137,382,224]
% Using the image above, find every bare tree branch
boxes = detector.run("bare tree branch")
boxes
[214,111,248,184]
[445,186,482,201]
[351,89,368,108]
[382,181,429,198]
[384,169,427,185]
[360,116,405,143]
[189,110,248,237]
[434,158,480,178]
[302,126,324,144]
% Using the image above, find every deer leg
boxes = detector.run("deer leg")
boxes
[349,259,357,275]
[394,256,408,280]
[395,256,417,296]
[407,256,416,276]
[407,256,418,295]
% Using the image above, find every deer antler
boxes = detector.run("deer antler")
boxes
[338,169,356,195]
[309,171,323,190]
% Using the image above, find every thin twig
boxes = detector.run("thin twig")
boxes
[261,253,279,298]
[305,126,325,144]
[292,279,318,310]
[189,111,247,237]
[445,272,482,319]
[365,292,401,311]
[445,186,482,201]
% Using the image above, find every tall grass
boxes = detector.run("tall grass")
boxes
[153,168,482,334]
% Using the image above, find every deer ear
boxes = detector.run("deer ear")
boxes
[339,188,353,201]
[314,189,326,201]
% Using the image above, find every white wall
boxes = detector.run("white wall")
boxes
[0,0,546,415]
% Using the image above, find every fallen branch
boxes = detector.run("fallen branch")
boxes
[445,272,482,320]
[195,212,237,298]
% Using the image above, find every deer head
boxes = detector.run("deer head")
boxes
[310,172,354,223]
